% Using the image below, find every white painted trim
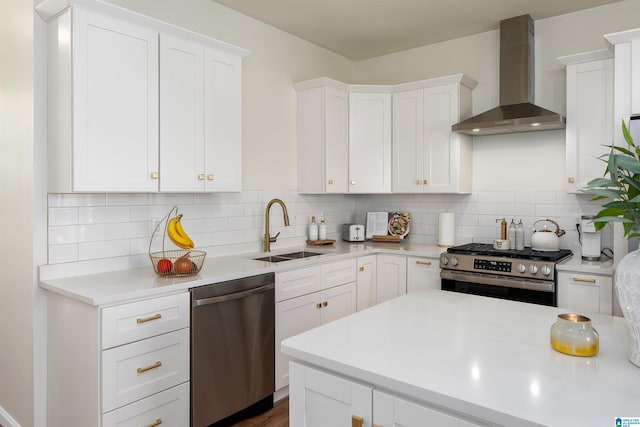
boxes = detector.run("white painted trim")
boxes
[557,48,613,66]
[293,77,349,92]
[0,406,21,427]
[605,27,640,46]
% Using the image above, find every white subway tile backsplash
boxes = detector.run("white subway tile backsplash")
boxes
[48,224,106,244]
[79,206,131,224]
[106,193,154,206]
[48,193,106,207]
[48,244,78,264]
[48,208,78,226]
[78,240,131,260]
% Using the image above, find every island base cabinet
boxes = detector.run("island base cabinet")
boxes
[289,362,373,427]
[373,390,488,427]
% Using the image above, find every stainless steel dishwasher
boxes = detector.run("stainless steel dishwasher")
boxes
[191,273,275,426]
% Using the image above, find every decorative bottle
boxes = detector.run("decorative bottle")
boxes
[515,220,525,250]
[319,218,327,240]
[508,219,516,249]
[309,216,318,241]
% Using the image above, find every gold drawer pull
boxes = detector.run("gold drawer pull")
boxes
[568,177,575,183]
[359,266,365,272]
[328,179,334,185]
[322,301,328,307]
[416,260,432,266]
[147,418,163,427]
[423,179,428,185]
[137,361,162,374]
[137,313,162,324]
[208,174,214,181]
[198,173,205,180]
[573,277,596,284]
[151,172,159,179]
[352,415,364,427]
[416,180,421,185]
[316,303,322,309]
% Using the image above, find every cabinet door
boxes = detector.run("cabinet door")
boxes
[357,255,377,311]
[376,255,407,304]
[73,9,159,192]
[159,33,205,192]
[392,89,424,193]
[349,92,392,193]
[325,87,349,193]
[407,256,441,293]
[321,282,357,324]
[565,58,613,193]
[204,48,243,192]
[289,362,373,427]
[557,272,613,315]
[275,293,321,390]
[423,84,458,192]
[321,259,357,290]
[373,390,486,427]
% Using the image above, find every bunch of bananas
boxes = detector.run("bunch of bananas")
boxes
[167,214,195,249]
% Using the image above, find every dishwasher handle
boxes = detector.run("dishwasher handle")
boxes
[193,283,274,307]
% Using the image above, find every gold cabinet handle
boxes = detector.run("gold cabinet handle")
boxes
[322,301,328,307]
[137,361,162,374]
[351,180,356,185]
[416,260,432,266]
[573,277,596,283]
[208,174,214,181]
[137,313,162,324]
[352,415,364,427]
[568,177,575,183]
[328,179,334,185]
[151,172,159,179]
[316,303,322,309]
[416,179,421,185]
[359,266,365,272]
[147,418,163,427]
[198,174,205,180]
[423,179,428,185]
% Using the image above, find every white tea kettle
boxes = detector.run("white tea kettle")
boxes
[531,219,566,251]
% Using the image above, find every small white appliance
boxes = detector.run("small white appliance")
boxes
[343,224,365,242]
[581,215,601,261]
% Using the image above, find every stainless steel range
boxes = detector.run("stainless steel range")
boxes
[440,243,572,306]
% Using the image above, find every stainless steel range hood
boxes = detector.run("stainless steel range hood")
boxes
[452,15,565,136]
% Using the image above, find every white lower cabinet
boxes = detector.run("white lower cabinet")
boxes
[275,260,357,391]
[557,271,613,315]
[406,256,441,293]
[46,291,190,427]
[290,362,488,427]
[357,255,377,311]
[376,254,407,304]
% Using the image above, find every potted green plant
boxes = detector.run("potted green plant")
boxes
[583,119,640,367]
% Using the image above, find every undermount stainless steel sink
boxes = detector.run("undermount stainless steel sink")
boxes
[253,251,324,263]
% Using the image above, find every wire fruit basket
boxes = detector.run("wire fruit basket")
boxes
[149,206,206,277]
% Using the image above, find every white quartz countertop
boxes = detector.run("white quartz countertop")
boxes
[39,240,446,306]
[282,290,639,427]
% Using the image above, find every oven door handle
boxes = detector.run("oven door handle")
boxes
[440,270,555,292]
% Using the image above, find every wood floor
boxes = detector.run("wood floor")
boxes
[230,397,289,427]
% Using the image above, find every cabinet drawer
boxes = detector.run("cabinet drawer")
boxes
[321,259,356,290]
[102,293,189,349]
[102,328,190,413]
[276,266,321,302]
[102,382,189,427]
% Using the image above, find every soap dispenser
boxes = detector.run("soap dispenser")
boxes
[309,216,318,241]
[319,217,327,240]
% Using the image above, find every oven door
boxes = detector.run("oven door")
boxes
[441,269,557,306]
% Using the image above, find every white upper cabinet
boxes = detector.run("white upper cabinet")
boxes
[46,6,160,192]
[559,50,613,193]
[349,89,392,193]
[295,79,349,194]
[392,75,476,194]
[160,34,243,192]
[39,0,247,193]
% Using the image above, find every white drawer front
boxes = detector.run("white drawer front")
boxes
[102,293,189,349]
[102,328,190,413]
[321,259,356,290]
[102,382,189,427]
[276,266,321,302]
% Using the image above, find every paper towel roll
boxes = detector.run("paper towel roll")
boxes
[438,212,455,247]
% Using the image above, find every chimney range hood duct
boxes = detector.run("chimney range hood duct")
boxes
[452,14,565,136]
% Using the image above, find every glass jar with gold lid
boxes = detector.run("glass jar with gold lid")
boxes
[550,313,599,357]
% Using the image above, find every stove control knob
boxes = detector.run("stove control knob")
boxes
[529,265,538,274]
[451,257,459,267]
[518,264,527,273]
[441,256,449,266]
[541,265,552,276]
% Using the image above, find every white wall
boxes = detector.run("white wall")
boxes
[0,0,35,425]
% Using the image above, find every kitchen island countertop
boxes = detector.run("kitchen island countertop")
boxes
[282,289,639,427]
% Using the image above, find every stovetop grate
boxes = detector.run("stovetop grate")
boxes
[447,243,572,262]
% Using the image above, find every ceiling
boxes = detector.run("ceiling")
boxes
[211,0,624,59]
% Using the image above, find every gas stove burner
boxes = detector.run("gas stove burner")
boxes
[447,243,572,263]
